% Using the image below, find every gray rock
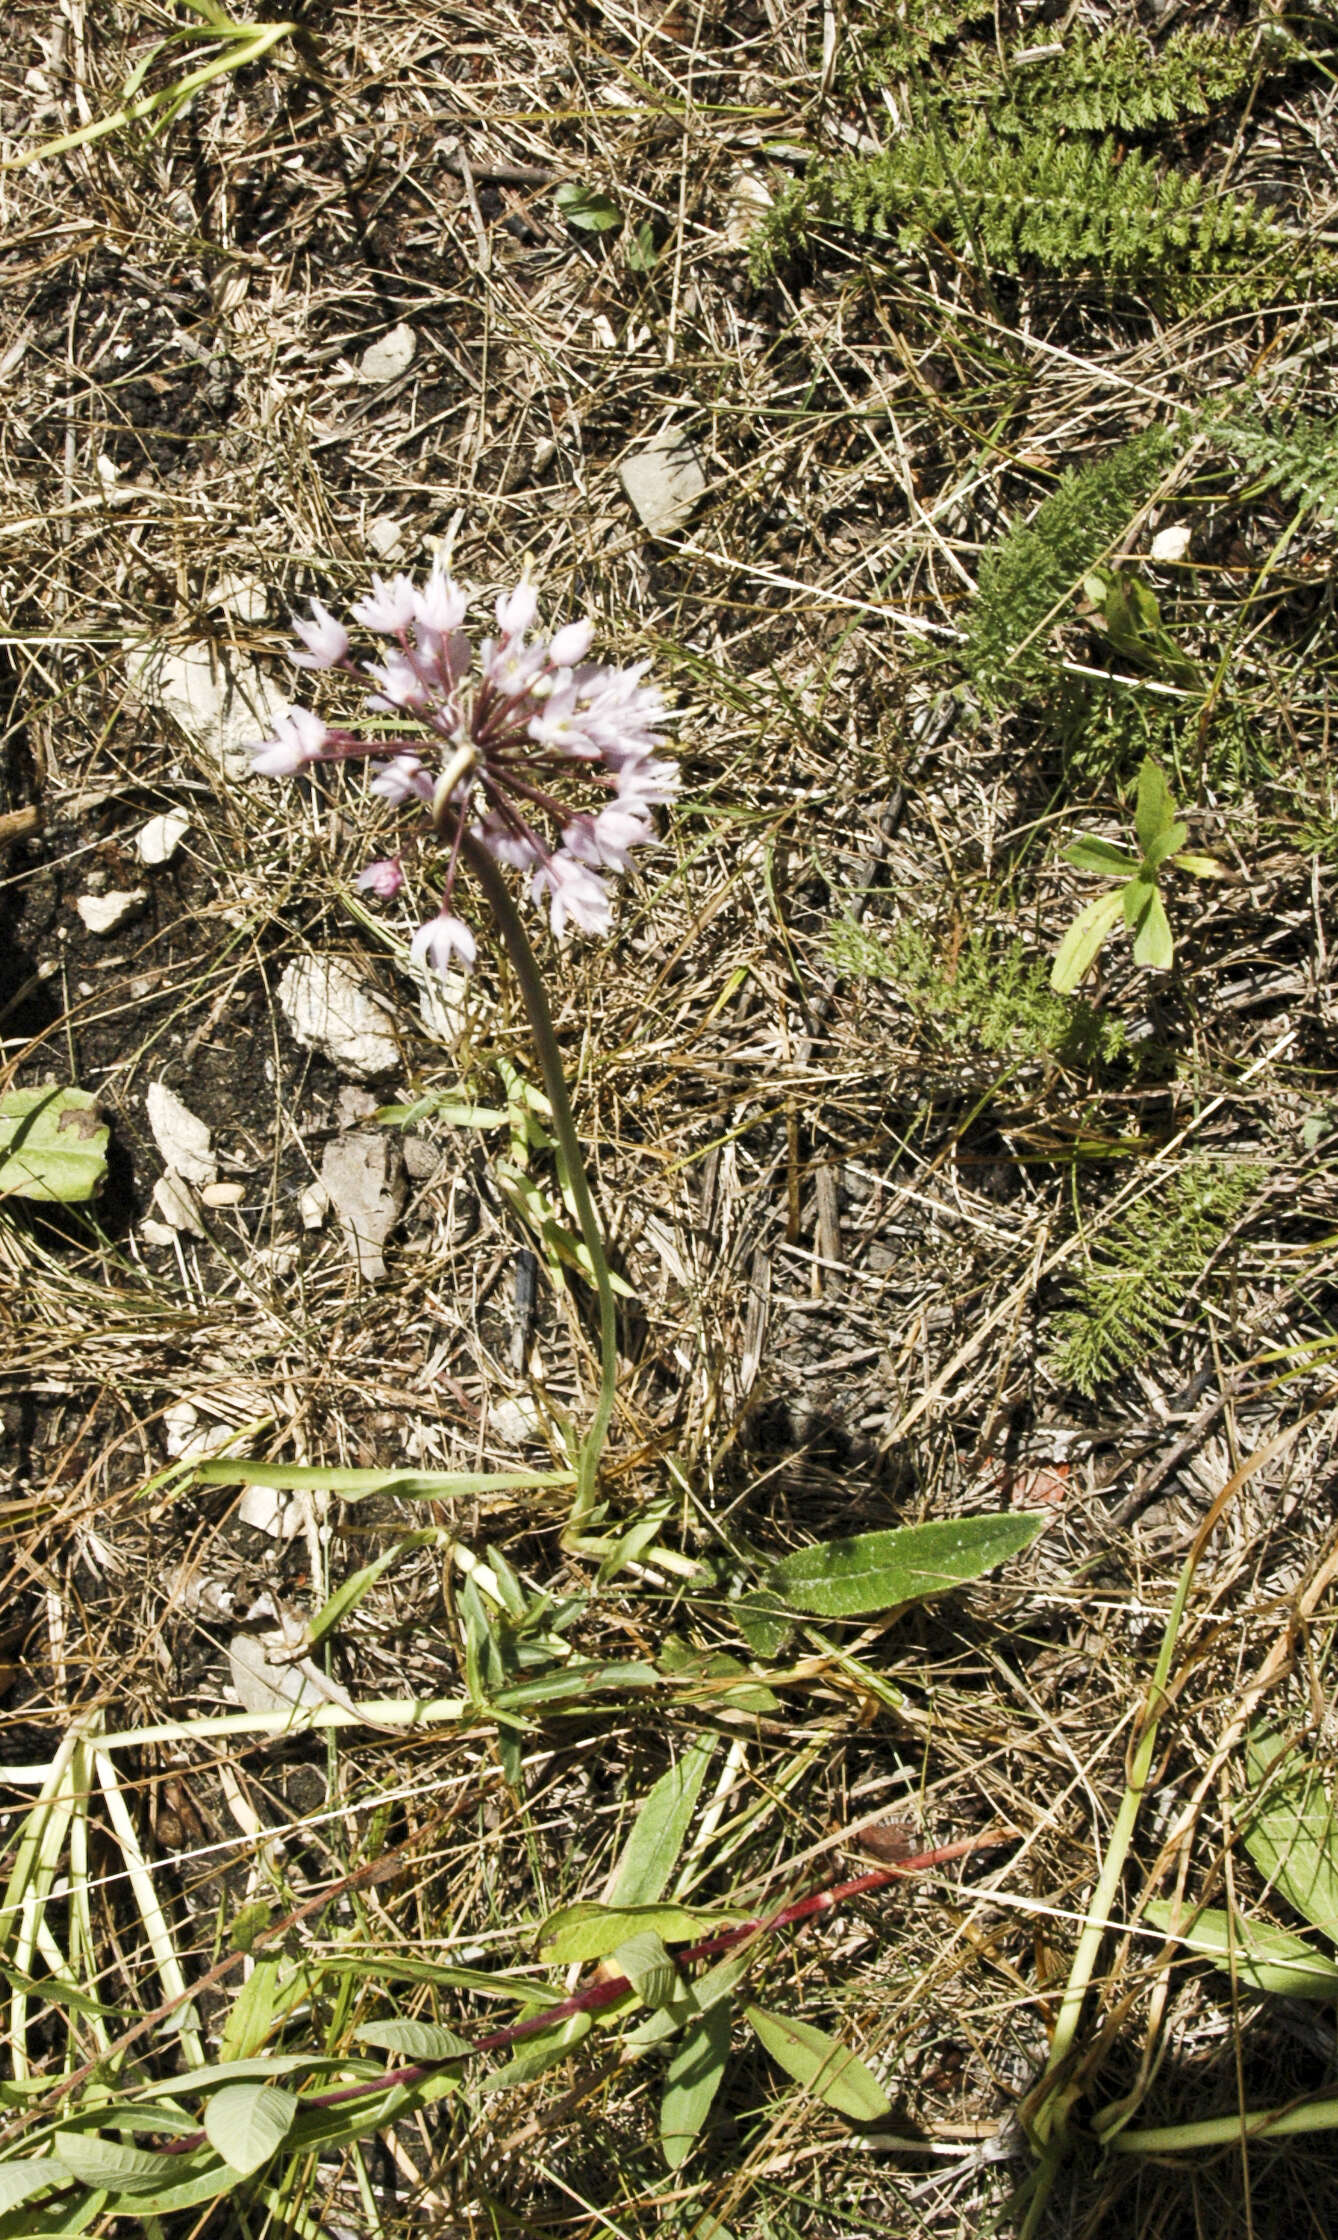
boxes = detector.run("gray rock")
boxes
[124,640,289,779]
[619,439,708,537]
[359,323,416,383]
[278,955,400,1079]
[76,889,146,935]
[137,810,190,866]
[320,1130,407,1281]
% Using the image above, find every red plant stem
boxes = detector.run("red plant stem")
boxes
[153,1830,1014,2153]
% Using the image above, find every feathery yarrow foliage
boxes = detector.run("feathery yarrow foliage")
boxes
[1048,1157,1261,1396]
[962,429,1175,705]
[953,24,1279,139]
[830,920,1127,1069]
[749,129,1293,303]
[1210,410,1338,523]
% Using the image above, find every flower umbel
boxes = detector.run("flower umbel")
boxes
[250,568,676,971]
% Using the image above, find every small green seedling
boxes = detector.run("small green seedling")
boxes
[1052,757,1222,992]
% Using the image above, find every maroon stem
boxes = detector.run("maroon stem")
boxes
[151,1832,1014,2154]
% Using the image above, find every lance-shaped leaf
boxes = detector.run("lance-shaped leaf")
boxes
[53,2132,183,2195]
[606,1737,716,1907]
[746,2006,890,2121]
[1130,885,1173,971]
[1064,836,1141,877]
[1144,1900,1338,1998]
[1242,1735,1338,1943]
[0,2162,64,2215]
[1135,756,1177,853]
[661,2001,732,2168]
[202,2083,298,2176]
[353,2018,473,2061]
[763,1511,1045,1620]
[0,1087,109,1203]
[1051,886,1126,993]
[612,1930,680,2011]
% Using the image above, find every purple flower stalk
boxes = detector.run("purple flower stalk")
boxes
[250,566,677,971]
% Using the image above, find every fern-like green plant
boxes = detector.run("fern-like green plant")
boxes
[955,24,1283,139]
[962,429,1176,704]
[1048,1157,1260,1395]
[1210,410,1338,523]
[750,127,1295,304]
[829,919,1126,1068]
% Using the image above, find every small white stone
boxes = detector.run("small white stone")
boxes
[490,1396,544,1446]
[153,1171,203,1233]
[299,1183,329,1230]
[163,1400,204,1458]
[210,573,269,622]
[76,889,145,935]
[200,1180,245,1207]
[722,166,773,249]
[620,439,708,537]
[140,1219,179,1247]
[359,323,417,383]
[367,515,406,560]
[278,955,400,1080]
[137,810,190,867]
[335,1083,380,1128]
[146,1081,217,1187]
[237,1482,307,1539]
[591,314,618,350]
[1150,523,1193,563]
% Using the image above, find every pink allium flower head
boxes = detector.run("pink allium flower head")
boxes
[356,857,405,900]
[255,569,674,973]
[292,598,350,670]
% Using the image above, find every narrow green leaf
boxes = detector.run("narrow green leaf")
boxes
[1142,820,1188,872]
[1131,886,1173,971]
[612,1931,679,2011]
[1144,1900,1338,1998]
[478,2012,591,2093]
[661,2001,731,2168]
[607,1738,715,1907]
[192,1460,572,1500]
[218,1956,279,2062]
[306,1530,441,1652]
[0,2164,63,2215]
[555,181,622,232]
[1064,837,1141,877]
[353,2018,473,2061]
[1243,1736,1338,1942]
[626,219,660,271]
[1051,887,1127,992]
[1121,869,1157,930]
[764,1512,1045,1619]
[1172,851,1225,879]
[202,2083,298,2176]
[539,1901,746,1965]
[1135,757,1176,855]
[745,2006,891,2121]
[52,2134,181,2195]
[0,1088,108,1204]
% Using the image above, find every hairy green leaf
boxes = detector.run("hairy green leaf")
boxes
[1064,837,1141,877]
[1130,884,1173,970]
[354,2018,473,2061]
[1243,1736,1338,1943]
[612,1931,680,2011]
[607,1738,715,1907]
[52,2133,181,2196]
[540,1901,741,1965]
[0,2164,63,2215]
[1051,887,1126,992]
[202,2083,298,2176]
[764,1511,1045,1618]
[746,2006,890,2121]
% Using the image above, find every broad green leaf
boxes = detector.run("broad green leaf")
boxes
[0,2164,63,2215]
[539,1901,746,1965]
[1051,887,1126,993]
[1243,1736,1338,1942]
[1172,850,1225,879]
[1064,837,1141,877]
[731,1589,792,1659]
[612,1931,679,2011]
[202,2083,297,2176]
[1121,869,1157,930]
[353,2018,473,2061]
[745,2006,891,2121]
[1142,819,1188,872]
[1135,757,1176,854]
[52,2133,181,2195]
[607,1738,715,1907]
[554,181,622,232]
[218,1956,280,2062]
[1144,1900,1338,1998]
[661,2001,731,2168]
[764,1511,1045,1620]
[0,1088,108,1203]
[192,1460,573,1501]
[61,2155,239,2219]
[1131,886,1173,971]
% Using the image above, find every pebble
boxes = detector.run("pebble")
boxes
[319,1131,407,1282]
[359,323,416,383]
[137,810,190,867]
[200,1180,245,1207]
[124,640,289,778]
[619,439,709,537]
[367,515,406,560]
[76,890,145,935]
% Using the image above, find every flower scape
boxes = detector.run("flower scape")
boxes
[250,569,679,969]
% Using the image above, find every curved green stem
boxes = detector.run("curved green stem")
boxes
[460,835,618,1540]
